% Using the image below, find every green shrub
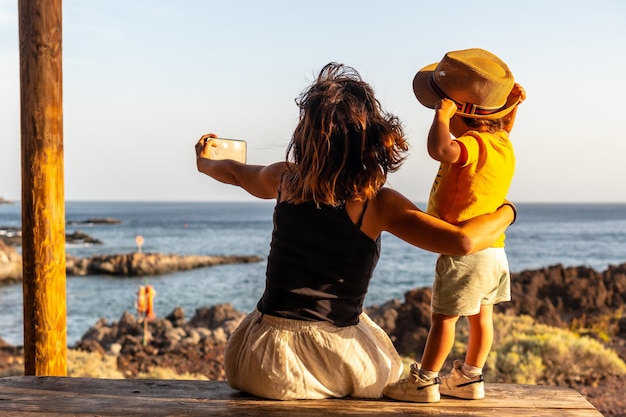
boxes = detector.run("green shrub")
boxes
[67,349,124,379]
[434,313,626,386]
[477,314,625,386]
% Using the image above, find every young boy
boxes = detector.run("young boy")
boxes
[384,48,526,403]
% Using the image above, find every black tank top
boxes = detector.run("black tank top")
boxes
[257,200,381,327]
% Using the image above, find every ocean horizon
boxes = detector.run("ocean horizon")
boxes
[1,201,625,346]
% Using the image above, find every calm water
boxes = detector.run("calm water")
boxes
[1,201,625,346]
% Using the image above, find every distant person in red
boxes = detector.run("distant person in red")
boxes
[384,48,525,403]
[195,62,516,400]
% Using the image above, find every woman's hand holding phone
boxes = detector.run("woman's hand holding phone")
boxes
[196,133,247,164]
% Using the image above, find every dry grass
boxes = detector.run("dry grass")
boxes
[453,313,626,385]
[66,350,124,379]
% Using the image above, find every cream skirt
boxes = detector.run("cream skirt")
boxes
[224,309,402,400]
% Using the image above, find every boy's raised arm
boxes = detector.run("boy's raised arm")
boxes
[427,98,462,164]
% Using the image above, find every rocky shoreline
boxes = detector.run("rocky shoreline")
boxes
[0,239,262,285]
[1,262,626,416]
[65,252,263,277]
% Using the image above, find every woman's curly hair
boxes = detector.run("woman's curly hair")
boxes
[283,62,408,206]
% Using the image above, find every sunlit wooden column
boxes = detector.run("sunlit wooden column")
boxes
[18,0,67,376]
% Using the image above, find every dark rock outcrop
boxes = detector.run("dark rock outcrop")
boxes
[74,303,246,379]
[366,292,431,356]
[1,228,103,247]
[0,243,263,285]
[498,263,626,329]
[65,253,263,277]
[66,231,103,245]
[67,218,121,225]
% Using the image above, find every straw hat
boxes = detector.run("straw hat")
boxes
[413,48,519,119]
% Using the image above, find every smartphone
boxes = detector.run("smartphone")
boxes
[204,138,247,164]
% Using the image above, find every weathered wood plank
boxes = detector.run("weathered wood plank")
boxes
[0,377,602,416]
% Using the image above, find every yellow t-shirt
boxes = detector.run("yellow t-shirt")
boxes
[427,130,515,247]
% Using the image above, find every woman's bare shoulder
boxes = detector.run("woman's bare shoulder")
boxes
[373,187,419,209]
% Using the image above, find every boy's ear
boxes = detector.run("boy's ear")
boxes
[449,116,469,137]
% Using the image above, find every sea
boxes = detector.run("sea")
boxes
[1,201,625,347]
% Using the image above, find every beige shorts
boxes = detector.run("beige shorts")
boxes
[224,309,403,400]
[431,247,511,316]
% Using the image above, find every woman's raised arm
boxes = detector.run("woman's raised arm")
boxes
[195,133,285,200]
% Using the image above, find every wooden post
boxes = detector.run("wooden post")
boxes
[18,0,67,376]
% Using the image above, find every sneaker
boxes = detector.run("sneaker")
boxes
[439,360,485,400]
[382,363,440,403]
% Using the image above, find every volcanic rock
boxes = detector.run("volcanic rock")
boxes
[74,303,246,379]
[65,252,263,277]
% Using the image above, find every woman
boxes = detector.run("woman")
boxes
[195,62,516,400]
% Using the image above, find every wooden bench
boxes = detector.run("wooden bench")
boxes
[0,376,601,416]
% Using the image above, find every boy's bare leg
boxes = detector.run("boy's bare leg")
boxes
[438,306,489,400]
[465,304,494,368]
[421,313,459,373]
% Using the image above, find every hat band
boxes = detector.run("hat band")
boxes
[429,75,506,116]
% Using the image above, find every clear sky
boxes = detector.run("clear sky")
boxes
[1,0,625,202]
